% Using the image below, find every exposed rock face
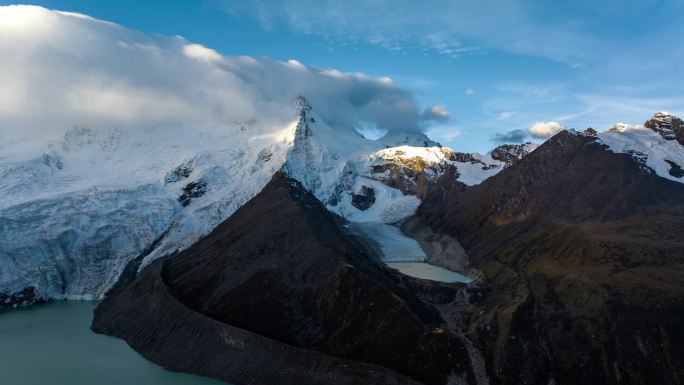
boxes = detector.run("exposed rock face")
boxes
[367,145,518,196]
[178,180,207,207]
[665,159,684,178]
[583,127,598,136]
[489,142,538,167]
[644,112,684,145]
[0,286,45,310]
[351,185,376,210]
[94,172,474,385]
[369,148,455,197]
[417,131,684,385]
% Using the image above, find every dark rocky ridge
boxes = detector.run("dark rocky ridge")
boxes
[93,172,474,385]
[417,130,684,385]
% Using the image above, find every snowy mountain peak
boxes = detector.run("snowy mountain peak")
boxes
[608,122,635,132]
[598,113,684,184]
[644,112,683,144]
[583,127,598,136]
[294,96,313,119]
[293,96,315,139]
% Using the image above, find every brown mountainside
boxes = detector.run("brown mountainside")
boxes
[418,131,684,385]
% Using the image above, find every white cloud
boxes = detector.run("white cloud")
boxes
[182,43,223,63]
[498,111,514,120]
[0,6,433,155]
[465,88,475,96]
[285,59,306,69]
[529,121,565,138]
[421,104,451,122]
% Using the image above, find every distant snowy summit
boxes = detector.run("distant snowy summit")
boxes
[599,112,684,182]
[644,111,684,144]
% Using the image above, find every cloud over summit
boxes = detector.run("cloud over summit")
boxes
[0,5,435,154]
[491,120,566,144]
[529,121,565,138]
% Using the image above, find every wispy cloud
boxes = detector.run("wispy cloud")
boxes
[212,0,603,64]
[486,82,684,145]
[204,0,684,152]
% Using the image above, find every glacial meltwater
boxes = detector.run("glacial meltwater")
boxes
[386,262,472,283]
[0,301,228,385]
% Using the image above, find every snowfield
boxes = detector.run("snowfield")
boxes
[0,119,295,299]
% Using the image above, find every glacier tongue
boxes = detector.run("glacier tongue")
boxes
[0,185,180,299]
[350,222,427,262]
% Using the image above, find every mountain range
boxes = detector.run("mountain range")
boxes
[2,6,684,385]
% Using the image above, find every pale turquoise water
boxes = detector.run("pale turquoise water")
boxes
[0,301,228,385]
[386,262,472,283]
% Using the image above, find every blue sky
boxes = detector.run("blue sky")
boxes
[3,0,683,152]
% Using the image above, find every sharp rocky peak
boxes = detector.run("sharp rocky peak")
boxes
[294,96,313,117]
[644,111,684,144]
[293,96,316,139]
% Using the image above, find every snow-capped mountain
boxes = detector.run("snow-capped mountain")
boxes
[644,111,684,144]
[598,112,684,183]
[0,116,295,301]
[0,5,463,304]
[2,6,683,309]
[5,91,684,305]
[0,91,510,304]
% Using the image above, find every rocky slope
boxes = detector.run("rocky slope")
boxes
[93,172,475,385]
[417,130,684,385]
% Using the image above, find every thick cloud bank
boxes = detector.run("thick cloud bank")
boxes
[0,5,429,160]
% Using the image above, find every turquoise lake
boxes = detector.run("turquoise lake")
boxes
[0,301,228,385]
